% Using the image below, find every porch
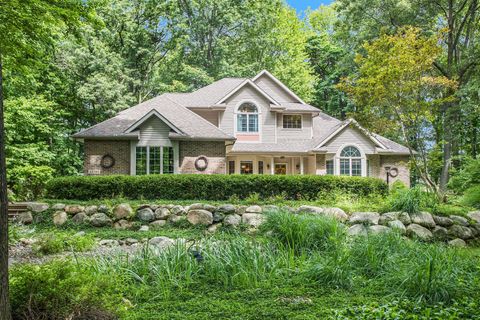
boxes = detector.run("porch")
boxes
[226,154,316,175]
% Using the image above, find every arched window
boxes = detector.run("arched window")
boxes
[237,102,258,132]
[339,146,362,176]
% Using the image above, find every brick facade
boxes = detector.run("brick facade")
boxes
[84,140,130,175]
[179,141,226,174]
[379,155,410,187]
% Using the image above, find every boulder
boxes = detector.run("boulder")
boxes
[125,238,138,245]
[216,204,236,215]
[149,236,175,249]
[448,225,473,240]
[212,211,225,223]
[65,205,85,215]
[154,208,170,220]
[432,226,448,241]
[203,204,217,212]
[241,213,265,228]
[113,219,133,230]
[406,223,433,241]
[168,215,186,224]
[349,212,380,225]
[379,212,398,225]
[18,211,33,225]
[90,213,112,227]
[27,202,49,213]
[150,220,167,229]
[467,211,480,224]
[137,208,155,222]
[171,205,186,216]
[84,205,98,215]
[98,204,110,213]
[347,224,368,237]
[72,212,88,224]
[188,203,205,210]
[223,214,241,227]
[114,204,133,220]
[74,231,85,237]
[387,220,406,234]
[433,215,453,227]
[246,205,262,213]
[448,238,467,247]
[450,215,469,226]
[297,206,348,222]
[470,223,480,237]
[53,211,68,226]
[187,210,213,225]
[51,203,66,211]
[368,225,391,235]
[397,212,412,225]
[139,225,149,232]
[99,239,118,247]
[236,206,247,215]
[410,212,436,229]
[207,223,222,233]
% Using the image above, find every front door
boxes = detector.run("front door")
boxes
[274,163,287,175]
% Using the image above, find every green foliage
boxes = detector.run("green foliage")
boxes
[9,165,54,200]
[46,174,388,201]
[461,185,480,209]
[32,232,96,255]
[10,260,122,320]
[449,157,480,193]
[387,185,438,214]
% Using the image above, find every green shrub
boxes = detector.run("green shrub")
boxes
[10,260,122,320]
[262,210,346,254]
[448,157,480,193]
[387,185,438,213]
[33,232,96,255]
[304,249,353,289]
[45,174,388,201]
[9,165,55,200]
[461,185,480,209]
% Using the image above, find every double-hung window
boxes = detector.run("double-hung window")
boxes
[136,146,174,175]
[237,102,258,133]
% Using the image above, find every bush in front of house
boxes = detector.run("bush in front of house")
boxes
[45,174,388,200]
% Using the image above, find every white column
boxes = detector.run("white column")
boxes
[270,157,275,175]
[300,157,304,175]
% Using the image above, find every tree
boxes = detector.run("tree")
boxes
[0,1,93,318]
[339,27,457,198]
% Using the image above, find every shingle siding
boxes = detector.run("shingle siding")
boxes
[84,140,130,175]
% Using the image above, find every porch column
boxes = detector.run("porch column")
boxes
[270,157,275,175]
[300,157,304,175]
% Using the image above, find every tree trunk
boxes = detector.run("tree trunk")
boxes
[0,53,12,320]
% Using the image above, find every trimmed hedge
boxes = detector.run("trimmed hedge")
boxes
[45,174,388,201]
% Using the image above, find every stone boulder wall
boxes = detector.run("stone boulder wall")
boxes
[16,202,480,246]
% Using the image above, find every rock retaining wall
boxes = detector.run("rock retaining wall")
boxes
[17,202,480,247]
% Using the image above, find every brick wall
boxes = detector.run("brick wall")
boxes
[179,141,226,174]
[379,155,410,187]
[84,140,130,175]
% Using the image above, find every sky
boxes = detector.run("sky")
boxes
[286,0,333,13]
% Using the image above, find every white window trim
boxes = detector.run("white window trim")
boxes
[274,162,288,175]
[333,144,367,177]
[234,100,262,141]
[130,142,177,175]
[240,160,254,174]
[282,114,303,130]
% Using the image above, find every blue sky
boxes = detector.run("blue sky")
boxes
[286,0,333,13]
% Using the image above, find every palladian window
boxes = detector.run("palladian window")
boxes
[237,102,258,133]
[339,146,362,176]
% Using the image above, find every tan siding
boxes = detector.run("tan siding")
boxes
[191,110,219,126]
[138,116,172,146]
[254,74,297,103]
[221,83,276,143]
[276,113,312,140]
[324,126,376,154]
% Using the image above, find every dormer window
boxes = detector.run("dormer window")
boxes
[237,102,258,132]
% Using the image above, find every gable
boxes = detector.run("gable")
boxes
[217,79,278,105]
[323,126,377,154]
[223,82,273,107]
[254,73,298,103]
[137,116,172,146]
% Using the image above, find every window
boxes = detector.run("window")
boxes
[326,160,334,175]
[136,147,147,175]
[258,161,264,174]
[228,160,235,174]
[283,115,302,129]
[339,146,362,176]
[240,161,253,174]
[135,146,174,175]
[237,102,258,132]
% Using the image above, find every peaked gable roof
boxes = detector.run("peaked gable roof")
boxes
[216,79,280,105]
[252,70,306,104]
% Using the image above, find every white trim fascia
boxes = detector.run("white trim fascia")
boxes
[216,79,280,106]
[124,109,183,135]
[252,70,306,105]
[314,118,388,150]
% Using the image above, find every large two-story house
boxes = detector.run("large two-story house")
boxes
[73,70,411,186]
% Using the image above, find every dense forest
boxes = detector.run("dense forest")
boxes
[1,0,479,198]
